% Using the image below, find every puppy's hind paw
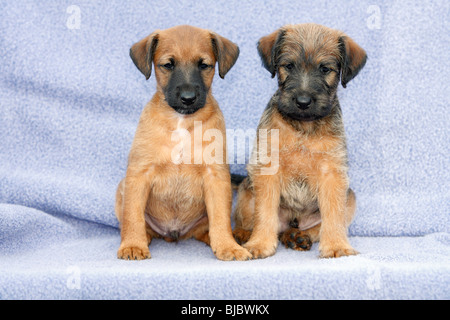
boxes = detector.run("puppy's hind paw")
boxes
[279,228,312,251]
[232,228,252,245]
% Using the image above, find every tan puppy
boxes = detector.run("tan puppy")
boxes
[116,25,251,261]
[233,24,367,259]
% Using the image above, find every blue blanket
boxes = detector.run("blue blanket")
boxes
[1,0,449,299]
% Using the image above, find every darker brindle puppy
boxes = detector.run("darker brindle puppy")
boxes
[233,23,367,259]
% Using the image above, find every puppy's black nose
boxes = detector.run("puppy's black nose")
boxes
[180,90,197,106]
[296,96,312,110]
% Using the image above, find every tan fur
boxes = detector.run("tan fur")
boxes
[234,24,366,259]
[116,25,251,261]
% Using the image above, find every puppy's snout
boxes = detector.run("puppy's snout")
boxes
[179,87,197,106]
[296,95,312,110]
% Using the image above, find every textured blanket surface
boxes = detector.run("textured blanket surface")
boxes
[0,0,449,299]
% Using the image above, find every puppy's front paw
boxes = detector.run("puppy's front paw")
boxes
[213,242,252,261]
[319,244,358,258]
[244,238,278,259]
[117,245,151,260]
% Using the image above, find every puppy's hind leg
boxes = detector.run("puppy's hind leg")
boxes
[279,228,313,251]
[280,189,355,254]
[232,178,254,245]
[233,228,252,245]
[279,210,321,251]
[190,219,210,245]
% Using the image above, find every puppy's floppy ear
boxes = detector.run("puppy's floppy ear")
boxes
[339,35,367,88]
[210,32,240,79]
[130,32,159,80]
[257,28,285,78]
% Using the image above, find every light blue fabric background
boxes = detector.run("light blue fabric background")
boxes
[0,0,449,299]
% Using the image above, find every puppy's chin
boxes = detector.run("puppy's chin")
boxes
[170,105,203,115]
[165,95,207,115]
[277,103,332,122]
[281,112,323,122]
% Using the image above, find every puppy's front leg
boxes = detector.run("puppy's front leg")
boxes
[117,173,151,260]
[203,166,251,261]
[243,173,281,259]
[317,171,358,258]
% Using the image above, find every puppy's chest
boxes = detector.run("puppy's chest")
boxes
[280,177,317,211]
[279,135,346,178]
[278,137,346,209]
[152,120,223,165]
[150,166,204,204]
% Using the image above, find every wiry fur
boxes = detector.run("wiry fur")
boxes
[233,23,366,259]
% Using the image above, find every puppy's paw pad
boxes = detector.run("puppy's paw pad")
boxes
[280,229,312,251]
[117,246,151,260]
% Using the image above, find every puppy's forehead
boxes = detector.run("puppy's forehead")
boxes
[155,25,215,62]
[281,24,342,64]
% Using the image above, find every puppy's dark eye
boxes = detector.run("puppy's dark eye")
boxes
[199,63,210,70]
[320,66,331,74]
[284,63,294,70]
[163,62,174,70]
